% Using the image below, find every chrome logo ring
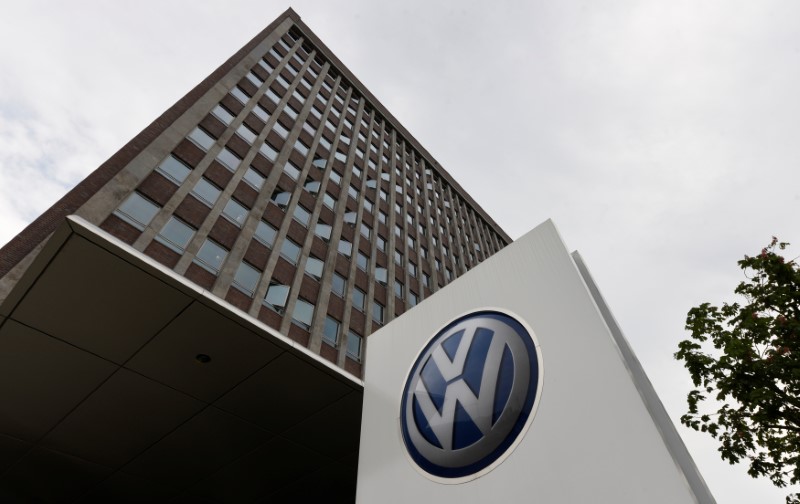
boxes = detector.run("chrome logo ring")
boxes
[400,310,542,482]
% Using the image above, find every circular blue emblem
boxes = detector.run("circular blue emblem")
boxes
[400,310,541,481]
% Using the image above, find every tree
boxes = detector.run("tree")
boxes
[676,237,800,503]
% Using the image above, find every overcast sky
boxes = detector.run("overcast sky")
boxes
[1,1,799,501]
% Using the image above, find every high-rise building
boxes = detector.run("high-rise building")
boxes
[0,8,509,378]
[0,9,511,501]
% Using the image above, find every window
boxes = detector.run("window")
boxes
[323,316,340,346]
[305,256,324,280]
[253,104,270,121]
[188,127,215,151]
[376,235,386,252]
[246,71,263,87]
[292,205,311,226]
[421,246,428,259]
[236,124,257,144]
[156,217,195,254]
[231,87,250,104]
[114,192,159,230]
[352,287,366,311]
[409,291,419,307]
[394,250,403,266]
[338,239,352,257]
[264,283,289,313]
[266,88,281,104]
[334,151,347,163]
[372,301,384,324]
[216,148,241,171]
[194,239,228,274]
[394,224,402,238]
[357,251,369,271]
[283,161,301,180]
[348,185,359,200]
[446,268,453,281]
[211,104,234,125]
[363,198,373,213]
[347,331,363,361]
[273,121,289,138]
[314,223,332,241]
[243,167,265,190]
[292,299,315,330]
[191,178,221,207]
[312,157,326,170]
[260,141,278,161]
[408,260,417,277]
[270,191,291,209]
[323,192,336,210]
[332,273,346,297]
[254,221,277,247]
[223,199,249,227]
[378,211,387,225]
[156,155,191,184]
[294,139,309,156]
[423,272,431,288]
[233,261,260,296]
[329,170,342,185]
[360,223,371,239]
[407,235,416,249]
[395,280,404,299]
[435,258,442,271]
[304,180,321,194]
[280,238,301,265]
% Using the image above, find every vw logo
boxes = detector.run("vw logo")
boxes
[400,310,541,481]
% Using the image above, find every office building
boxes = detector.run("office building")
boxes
[0,8,509,378]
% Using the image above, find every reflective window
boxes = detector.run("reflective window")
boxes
[347,330,362,361]
[352,287,366,311]
[376,235,386,252]
[246,71,263,86]
[360,223,371,239]
[212,104,234,125]
[304,180,321,194]
[231,87,250,104]
[293,205,311,226]
[233,261,260,296]
[332,272,346,297]
[188,127,215,151]
[338,239,352,257]
[394,250,403,266]
[314,223,332,241]
[156,217,195,254]
[375,267,388,284]
[254,221,277,247]
[305,256,324,280]
[216,148,241,171]
[323,192,336,210]
[292,299,315,330]
[408,260,417,277]
[356,252,369,271]
[283,161,300,180]
[264,283,289,312]
[236,124,257,144]
[253,104,270,121]
[243,167,265,190]
[294,139,309,156]
[194,239,228,274]
[395,280,404,299]
[312,157,326,170]
[192,178,222,207]
[114,192,159,230]
[280,238,301,265]
[223,199,249,227]
[372,301,384,323]
[156,155,191,185]
[273,122,290,138]
[329,170,342,185]
[323,316,340,346]
[260,141,278,161]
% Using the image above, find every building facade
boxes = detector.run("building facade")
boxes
[0,9,510,377]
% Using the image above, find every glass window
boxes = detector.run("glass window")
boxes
[266,88,281,104]
[258,59,273,73]
[372,301,384,323]
[156,155,191,185]
[304,180,321,194]
[395,280,404,299]
[378,211,387,225]
[236,124,257,144]
[409,291,419,307]
[293,204,311,226]
[323,316,339,346]
[347,331,362,361]
[323,192,336,210]
[407,235,416,249]
[292,299,315,330]
[375,267,388,284]
[254,221,277,247]
[348,185,359,200]
[356,251,369,271]
[194,239,228,274]
[188,127,215,151]
[216,148,241,171]
[329,170,341,185]
[231,87,250,104]
[446,268,453,281]
[376,235,386,252]
[360,223,371,239]
[223,199,249,227]
[344,212,357,225]
[271,191,291,208]
[423,272,430,288]
[394,224,402,238]
[394,250,403,266]
[305,256,324,280]
[283,161,301,180]
[260,141,278,161]
[408,260,417,277]
[253,104,270,121]
[314,223,332,241]
[352,287,365,311]
[332,273,346,297]
[233,261,260,296]
[114,192,159,230]
[265,283,289,312]
[280,238,301,265]
[243,167,265,190]
[338,239,352,257]
[312,157,326,170]
[212,104,234,125]
[273,121,290,138]
[294,139,309,156]
[156,217,195,254]
[363,198,373,213]
[191,178,221,207]
[335,151,347,163]
[246,71,263,87]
